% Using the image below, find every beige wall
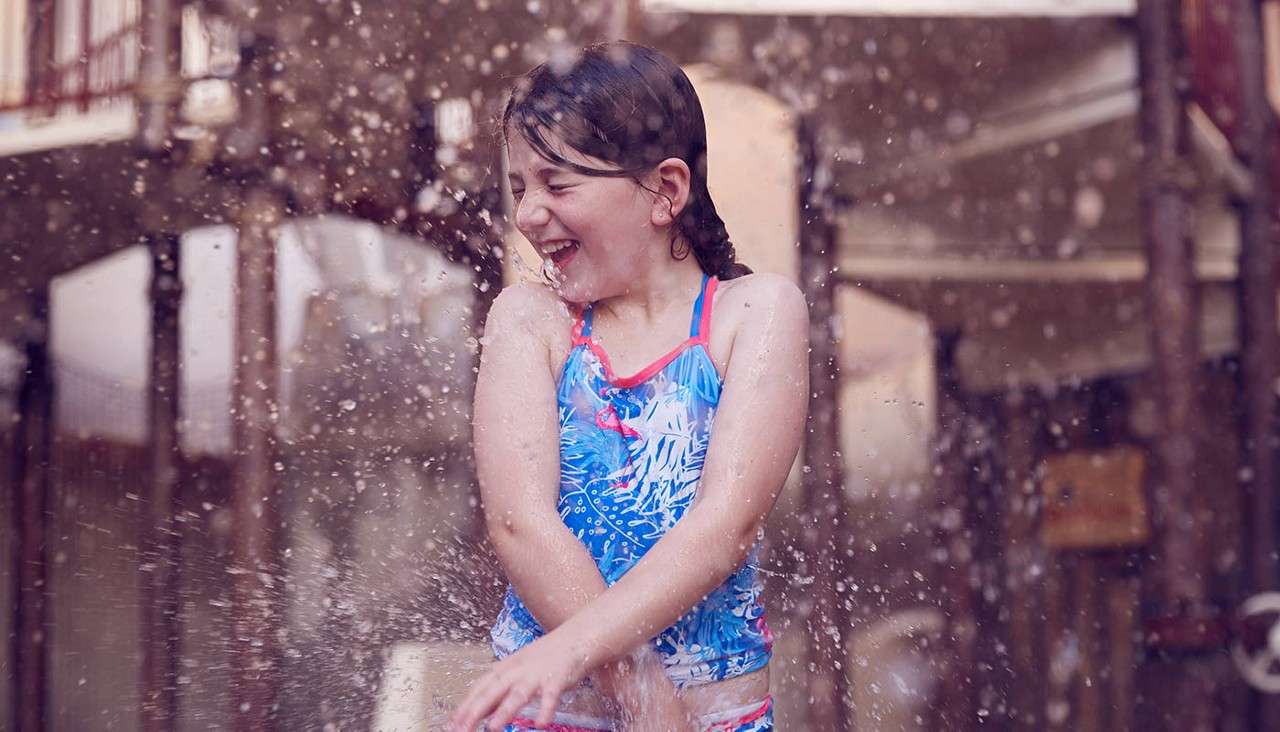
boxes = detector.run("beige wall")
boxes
[686,64,800,281]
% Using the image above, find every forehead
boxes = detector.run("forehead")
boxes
[504,125,618,176]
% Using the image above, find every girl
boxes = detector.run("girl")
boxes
[449,42,808,732]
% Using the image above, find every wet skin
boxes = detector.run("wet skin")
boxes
[449,131,808,732]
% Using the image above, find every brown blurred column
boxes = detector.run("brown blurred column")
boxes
[606,0,643,39]
[1000,396,1043,729]
[796,116,852,732]
[8,293,52,732]
[931,333,978,731]
[1229,0,1280,728]
[26,0,55,106]
[1136,1,1217,728]
[231,188,284,730]
[76,0,89,111]
[133,2,206,713]
[137,0,183,153]
[142,233,183,730]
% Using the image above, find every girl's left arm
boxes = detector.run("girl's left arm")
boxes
[449,274,810,731]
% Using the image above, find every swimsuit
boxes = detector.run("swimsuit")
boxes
[504,695,774,732]
[489,274,773,728]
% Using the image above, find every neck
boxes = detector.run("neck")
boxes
[595,254,706,326]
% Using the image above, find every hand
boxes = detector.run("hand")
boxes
[595,651,697,732]
[590,646,668,705]
[447,631,588,732]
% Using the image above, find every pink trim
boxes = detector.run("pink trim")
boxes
[699,276,719,341]
[757,613,775,651]
[704,696,773,731]
[569,277,720,389]
[582,337,704,389]
[509,695,772,732]
[507,718,604,732]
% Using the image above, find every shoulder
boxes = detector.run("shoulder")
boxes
[715,272,808,329]
[703,273,807,376]
[480,282,577,374]
[485,281,576,336]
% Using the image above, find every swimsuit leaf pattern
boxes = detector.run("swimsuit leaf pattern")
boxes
[490,275,772,688]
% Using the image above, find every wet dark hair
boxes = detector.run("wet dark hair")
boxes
[501,41,751,280]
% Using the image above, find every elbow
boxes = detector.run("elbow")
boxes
[484,509,524,553]
[712,519,766,578]
[688,498,768,576]
[484,507,556,556]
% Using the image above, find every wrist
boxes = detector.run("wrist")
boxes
[593,649,677,709]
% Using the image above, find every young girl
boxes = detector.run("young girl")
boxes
[448,42,808,732]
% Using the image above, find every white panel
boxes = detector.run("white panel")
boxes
[0,105,136,157]
[644,0,1135,17]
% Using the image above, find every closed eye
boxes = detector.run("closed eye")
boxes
[508,182,572,200]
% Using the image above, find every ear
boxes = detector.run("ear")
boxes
[648,157,691,228]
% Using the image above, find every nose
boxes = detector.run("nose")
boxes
[513,188,551,233]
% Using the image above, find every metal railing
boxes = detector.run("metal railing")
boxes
[0,0,238,152]
[1,0,142,116]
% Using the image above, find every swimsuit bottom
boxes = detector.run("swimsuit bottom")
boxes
[500,694,773,732]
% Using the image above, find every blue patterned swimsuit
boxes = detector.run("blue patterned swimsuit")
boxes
[490,274,773,689]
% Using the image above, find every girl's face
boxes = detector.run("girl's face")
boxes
[505,129,669,304]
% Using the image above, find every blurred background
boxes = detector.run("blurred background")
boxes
[2,0,1279,729]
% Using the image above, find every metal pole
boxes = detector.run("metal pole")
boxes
[142,232,183,731]
[8,293,52,732]
[1136,1,1217,727]
[1228,0,1280,727]
[796,116,852,732]
[231,187,284,731]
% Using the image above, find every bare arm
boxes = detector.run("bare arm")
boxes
[450,274,809,731]
[549,275,809,671]
[473,284,685,711]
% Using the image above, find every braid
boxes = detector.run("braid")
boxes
[675,181,752,280]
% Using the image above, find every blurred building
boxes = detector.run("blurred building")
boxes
[3,1,1280,731]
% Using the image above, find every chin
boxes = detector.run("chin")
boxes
[555,287,591,306]
[551,278,595,306]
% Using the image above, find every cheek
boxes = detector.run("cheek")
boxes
[576,188,648,234]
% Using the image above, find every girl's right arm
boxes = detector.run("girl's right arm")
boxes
[472,284,691,725]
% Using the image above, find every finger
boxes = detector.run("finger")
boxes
[486,683,536,732]
[449,676,495,731]
[452,674,513,732]
[534,684,561,729]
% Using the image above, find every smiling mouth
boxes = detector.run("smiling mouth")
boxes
[540,240,579,265]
